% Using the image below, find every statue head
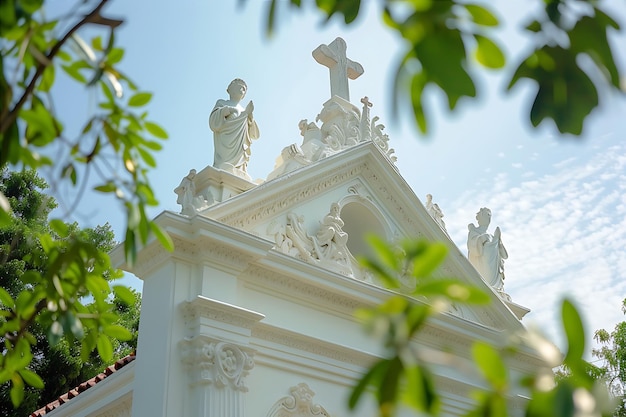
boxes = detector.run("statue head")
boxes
[227,78,247,100]
[476,207,491,227]
[330,202,341,216]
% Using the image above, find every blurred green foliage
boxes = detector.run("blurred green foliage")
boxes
[0,0,170,407]
[260,0,624,135]
[354,236,618,416]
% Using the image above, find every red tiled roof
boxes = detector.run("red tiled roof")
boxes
[30,353,136,416]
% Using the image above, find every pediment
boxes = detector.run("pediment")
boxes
[190,142,525,332]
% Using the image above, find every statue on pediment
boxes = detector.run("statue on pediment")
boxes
[425,194,447,234]
[174,169,212,216]
[209,78,260,181]
[467,207,508,294]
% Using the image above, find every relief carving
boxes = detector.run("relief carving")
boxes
[268,203,353,276]
[180,338,254,391]
[267,383,331,417]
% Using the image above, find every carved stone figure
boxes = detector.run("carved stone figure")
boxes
[314,203,349,264]
[209,78,260,181]
[174,169,211,216]
[281,205,352,276]
[425,194,447,233]
[467,208,508,293]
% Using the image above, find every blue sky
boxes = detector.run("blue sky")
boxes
[47,1,626,352]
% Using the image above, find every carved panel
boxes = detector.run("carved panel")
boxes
[180,337,254,391]
[267,383,331,417]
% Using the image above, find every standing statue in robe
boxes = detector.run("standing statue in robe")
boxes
[467,207,508,293]
[209,78,260,180]
[425,194,447,233]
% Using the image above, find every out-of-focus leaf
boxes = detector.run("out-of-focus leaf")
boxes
[474,35,505,69]
[103,324,132,341]
[472,341,508,390]
[411,241,447,277]
[150,222,174,252]
[96,334,113,362]
[465,4,499,26]
[144,121,168,139]
[562,299,585,366]
[9,373,24,407]
[128,92,152,107]
[17,369,44,389]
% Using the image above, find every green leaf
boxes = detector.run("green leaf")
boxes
[474,35,505,69]
[38,65,55,92]
[113,285,136,305]
[137,147,156,167]
[104,324,132,341]
[150,222,174,252]
[92,35,103,51]
[465,4,499,27]
[349,359,388,409]
[97,334,113,362]
[94,182,117,193]
[128,92,152,107]
[17,0,43,14]
[403,364,439,413]
[415,30,476,109]
[18,369,44,389]
[62,64,87,83]
[562,299,585,366]
[107,47,125,65]
[568,15,620,88]
[49,218,70,238]
[144,121,168,139]
[0,287,14,307]
[411,242,447,277]
[10,373,24,407]
[472,341,508,390]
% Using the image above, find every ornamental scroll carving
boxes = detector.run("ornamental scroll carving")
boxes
[267,203,353,276]
[180,338,254,391]
[266,383,331,417]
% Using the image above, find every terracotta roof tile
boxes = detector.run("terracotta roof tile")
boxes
[30,353,136,417]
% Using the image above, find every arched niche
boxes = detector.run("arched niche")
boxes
[339,199,388,260]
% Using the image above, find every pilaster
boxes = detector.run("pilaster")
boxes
[180,296,264,417]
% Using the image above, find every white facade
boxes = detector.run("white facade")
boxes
[37,38,544,417]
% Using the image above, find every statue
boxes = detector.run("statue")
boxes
[467,208,508,293]
[209,78,260,181]
[174,169,212,216]
[425,194,447,233]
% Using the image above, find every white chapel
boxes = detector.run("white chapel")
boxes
[31,37,545,417]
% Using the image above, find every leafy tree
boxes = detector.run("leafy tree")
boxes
[263,0,624,135]
[593,299,626,416]
[0,0,170,405]
[0,169,140,414]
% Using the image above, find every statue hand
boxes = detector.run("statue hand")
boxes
[494,227,501,239]
[245,101,254,117]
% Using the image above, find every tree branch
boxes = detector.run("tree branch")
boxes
[0,0,121,135]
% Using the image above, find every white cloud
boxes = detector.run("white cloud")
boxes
[445,141,626,351]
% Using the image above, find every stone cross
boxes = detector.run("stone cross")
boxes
[312,37,364,102]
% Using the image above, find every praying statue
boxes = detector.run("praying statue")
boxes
[209,78,260,181]
[467,207,508,293]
